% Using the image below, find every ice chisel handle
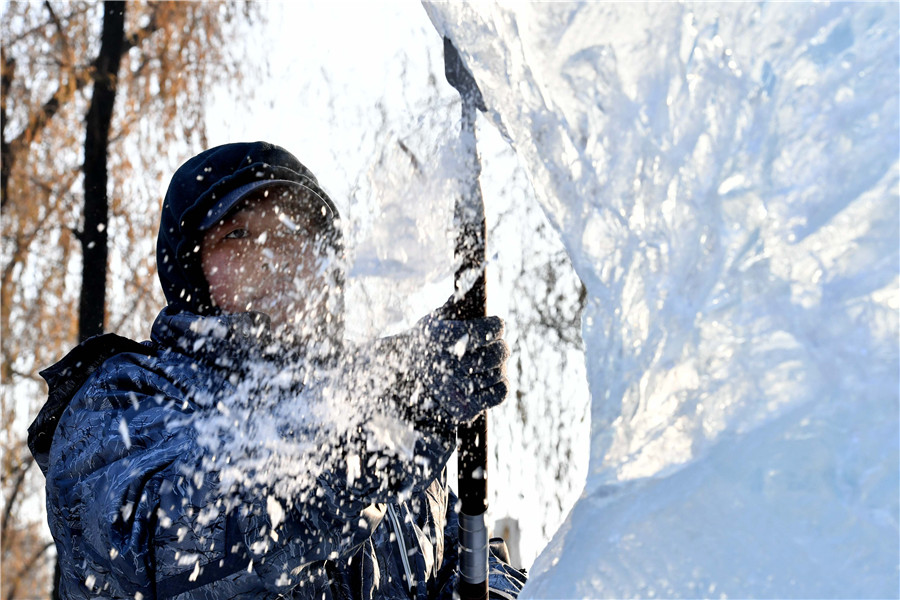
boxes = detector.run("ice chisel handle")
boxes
[444,36,489,600]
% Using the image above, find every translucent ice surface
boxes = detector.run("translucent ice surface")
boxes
[426,3,899,597]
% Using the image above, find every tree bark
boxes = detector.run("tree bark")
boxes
[1,49,12,208]
[79,1,125,342]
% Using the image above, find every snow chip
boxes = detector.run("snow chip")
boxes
[267,495,285,530]
[453,333,469,358]
[118,417,132,449]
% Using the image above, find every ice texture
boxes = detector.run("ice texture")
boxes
[343,104,465,340]
[425,2,899,597]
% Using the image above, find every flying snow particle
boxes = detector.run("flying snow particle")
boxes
[453,333,469,358]
[346,453,362,485]
[267,495,285,530]
[188,560,201,582]
[118,417,132,449]
[278,212,300,232]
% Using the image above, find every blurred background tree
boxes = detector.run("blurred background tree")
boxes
[1,1,261,597]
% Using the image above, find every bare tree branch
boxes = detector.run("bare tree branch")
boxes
[3,3,93,48]
[1,68,91,212]
[4,540,54,600]
[43,1,72,61]
[1,457,31,546]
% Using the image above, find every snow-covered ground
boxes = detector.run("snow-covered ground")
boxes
[426,3,899,597]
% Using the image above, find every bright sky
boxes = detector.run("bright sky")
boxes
[207,2,450,210]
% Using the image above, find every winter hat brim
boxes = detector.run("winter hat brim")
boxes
[198,179,337,230]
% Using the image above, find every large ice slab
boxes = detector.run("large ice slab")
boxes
[425,3,899,597]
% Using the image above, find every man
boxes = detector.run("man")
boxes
[29,141,526,599]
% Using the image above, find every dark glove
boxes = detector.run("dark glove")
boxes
[314,315,508,501]
[373,315,510,426]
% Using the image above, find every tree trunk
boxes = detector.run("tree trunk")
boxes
[55,1,126,595]
[79,0,125,343]
[1,49,13,208]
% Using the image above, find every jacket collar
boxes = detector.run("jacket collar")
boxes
[150,305,279,371]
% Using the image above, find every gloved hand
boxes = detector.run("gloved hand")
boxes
[308,314,508,503]
[371,314,510,426]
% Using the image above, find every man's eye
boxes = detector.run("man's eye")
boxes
[224,228,249,240]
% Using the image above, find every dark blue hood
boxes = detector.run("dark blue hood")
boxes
[157,141,339,315]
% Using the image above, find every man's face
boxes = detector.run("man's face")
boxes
[200,187,338,336]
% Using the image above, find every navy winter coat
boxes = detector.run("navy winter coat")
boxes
[29,307,526,599]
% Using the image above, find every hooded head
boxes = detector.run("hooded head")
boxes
[157,141,341,316]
